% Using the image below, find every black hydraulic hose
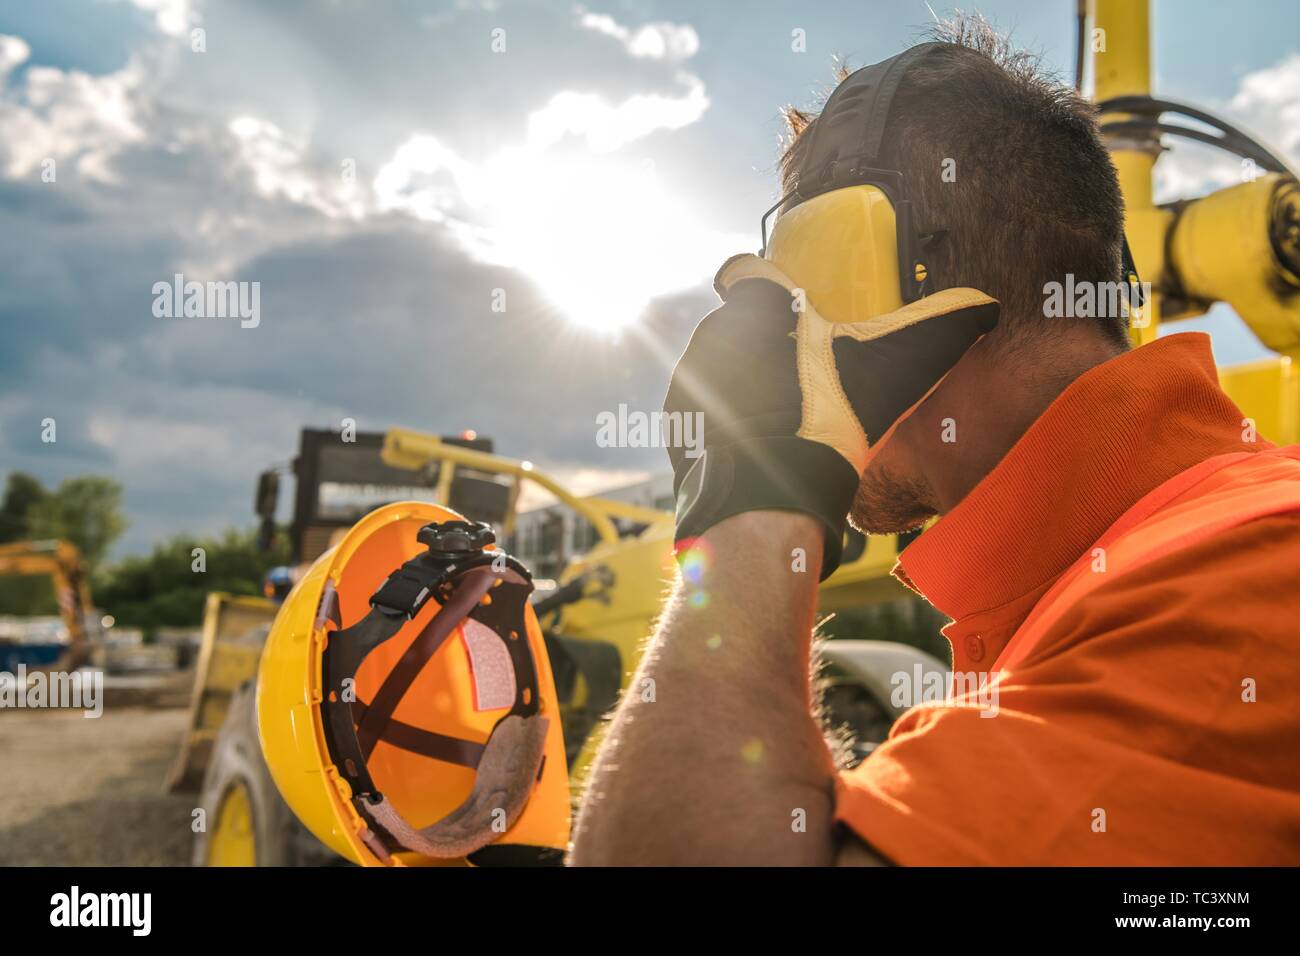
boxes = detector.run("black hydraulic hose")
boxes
[1100,120,1289,176]
[1098,95,1298,179]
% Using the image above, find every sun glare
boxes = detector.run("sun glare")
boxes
[376,132,749,334]
[476,151,738,333]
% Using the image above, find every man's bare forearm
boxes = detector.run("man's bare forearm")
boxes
[569,510,839,865]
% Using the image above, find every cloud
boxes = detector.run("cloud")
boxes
[1228,53,1300,168]
[577,11,700,63]
[0,33,27,75]
[527,73,708,152]
[552,12,708,151]
[373,133,477,224]
[227,115,365,219]
[0,35,146,182]
[0,32,372,279]
[119,0,195,38]
[1154,53,1300,203]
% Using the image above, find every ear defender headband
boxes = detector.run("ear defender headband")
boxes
[762,41,1145,308]
[319,520,548,862]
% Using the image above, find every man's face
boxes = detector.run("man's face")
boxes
[846,332,992,534]
[849,425,940,535]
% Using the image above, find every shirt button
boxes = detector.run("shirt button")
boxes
[964,634,985,663]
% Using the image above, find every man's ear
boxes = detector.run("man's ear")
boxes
[835,830,893,866]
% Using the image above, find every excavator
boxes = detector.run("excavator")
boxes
[0,539,93,675]
[175,0,1300,864]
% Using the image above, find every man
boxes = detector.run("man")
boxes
[569,19,1300,865]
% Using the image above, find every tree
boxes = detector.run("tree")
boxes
[0,472,125,617]
[95,527,290,635]
[25,476,127,570]
[0,472,47,543]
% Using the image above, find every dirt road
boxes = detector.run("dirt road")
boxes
[0,704,196,865]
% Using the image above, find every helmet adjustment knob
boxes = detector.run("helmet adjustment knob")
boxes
[417,519,496,555]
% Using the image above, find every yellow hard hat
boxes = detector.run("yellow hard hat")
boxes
[257,501,571,866]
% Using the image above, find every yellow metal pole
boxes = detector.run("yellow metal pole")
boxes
[1091,0,1171,346]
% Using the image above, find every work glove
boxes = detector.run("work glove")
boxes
[665,253,997,577]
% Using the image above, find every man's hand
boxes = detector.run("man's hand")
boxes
[666,254,997,575]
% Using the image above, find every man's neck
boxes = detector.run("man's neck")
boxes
[913,326,1128,515]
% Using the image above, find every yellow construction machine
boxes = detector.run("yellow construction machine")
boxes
[0,539,93,675]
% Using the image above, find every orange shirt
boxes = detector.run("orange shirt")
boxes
[835,333,1300,864]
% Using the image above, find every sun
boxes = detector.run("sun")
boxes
[476,151,739,333]
[376,134,748,333]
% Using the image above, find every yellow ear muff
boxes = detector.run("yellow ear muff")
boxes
[764,185,909,325]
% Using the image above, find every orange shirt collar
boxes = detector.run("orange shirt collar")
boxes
[895,332,1259,661]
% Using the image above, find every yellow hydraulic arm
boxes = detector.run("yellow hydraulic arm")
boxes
[381,427,669,543]
[1091,0,1300,442]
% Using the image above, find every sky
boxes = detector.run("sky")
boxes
[1,0,1298,555]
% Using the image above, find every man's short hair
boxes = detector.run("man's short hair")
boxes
[780,14,1129,348]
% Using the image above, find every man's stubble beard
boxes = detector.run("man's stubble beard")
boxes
[848,458,940,535]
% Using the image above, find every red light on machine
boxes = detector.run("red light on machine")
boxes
[460,429,477,441]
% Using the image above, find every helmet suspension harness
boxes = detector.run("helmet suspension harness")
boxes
[319,520,550,862]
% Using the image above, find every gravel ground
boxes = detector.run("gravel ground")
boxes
[0,699,197,866]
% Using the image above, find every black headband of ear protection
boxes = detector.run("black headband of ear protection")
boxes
[762,41,1145,308]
